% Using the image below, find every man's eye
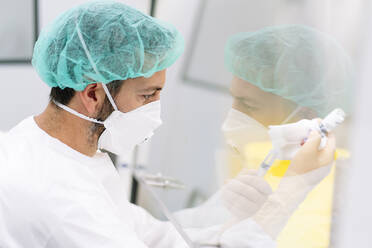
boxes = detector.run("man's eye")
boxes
[143,92,156,100]
[238,99,258,112]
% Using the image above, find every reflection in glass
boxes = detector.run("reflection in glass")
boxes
[138,1,366,247]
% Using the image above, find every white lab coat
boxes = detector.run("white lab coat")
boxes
[0,117,275,248]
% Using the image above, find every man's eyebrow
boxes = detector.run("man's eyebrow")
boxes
[139,86,163,92]
[229,89,259,104]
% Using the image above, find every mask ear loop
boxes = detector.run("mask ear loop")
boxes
[75,16,118,112]
[281,106,303,124]
[53,100,104,125]
[101,84,119,111]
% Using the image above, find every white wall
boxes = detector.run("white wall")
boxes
[0,65,49,131]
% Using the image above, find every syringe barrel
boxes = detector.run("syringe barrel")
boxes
[322,108,346,132]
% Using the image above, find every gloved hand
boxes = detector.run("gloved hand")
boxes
[221,169,272,219]
[287,130,336,176]
[269,118,327,161]
[252,129,336,239]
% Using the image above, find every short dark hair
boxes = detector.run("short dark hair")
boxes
[49,80,124,105]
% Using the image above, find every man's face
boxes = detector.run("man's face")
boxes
[229,76,316,127]
[115,69,166,113]
[91,69,166,137]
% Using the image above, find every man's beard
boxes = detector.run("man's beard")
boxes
[87,98,114,145]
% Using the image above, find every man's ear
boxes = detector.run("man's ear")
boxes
[77,83,106,115]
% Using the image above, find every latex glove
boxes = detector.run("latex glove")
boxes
[252,130,336,239]
[269,118,322,160]
[221,170,272,219]
[287,130,336,176]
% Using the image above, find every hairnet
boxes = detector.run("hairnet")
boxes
[225,25,353,117]
[32,1,184,91]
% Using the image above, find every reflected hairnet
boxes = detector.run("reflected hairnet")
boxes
[32,1,184,91]
[225,25,353,117]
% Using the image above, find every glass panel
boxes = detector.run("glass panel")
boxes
[136,0,368,247]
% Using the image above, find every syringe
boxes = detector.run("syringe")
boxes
[257,108,346,176]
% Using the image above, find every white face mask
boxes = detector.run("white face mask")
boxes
[221,108,269,155]
[54,84,162,156]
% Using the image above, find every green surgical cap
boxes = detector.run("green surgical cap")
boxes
[32,0,184,91]
[225,25,353,117]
